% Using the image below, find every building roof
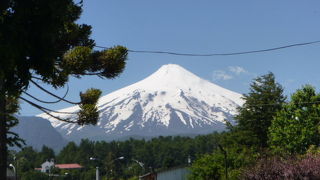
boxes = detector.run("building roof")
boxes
[55,163,82,169]
[139,172,157,180]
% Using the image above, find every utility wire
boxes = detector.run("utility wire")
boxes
[95,40,320,56]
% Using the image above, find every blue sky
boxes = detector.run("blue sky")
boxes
[20,0,320,115]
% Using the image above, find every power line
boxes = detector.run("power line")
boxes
[95,40,320,56]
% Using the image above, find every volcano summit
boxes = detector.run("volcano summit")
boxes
[39,64,244,141]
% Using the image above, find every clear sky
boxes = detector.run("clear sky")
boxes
[20,0,320,115]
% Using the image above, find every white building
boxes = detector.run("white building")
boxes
[41,159,55,173]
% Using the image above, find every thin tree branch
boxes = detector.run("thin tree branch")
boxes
[31,76,43,81]
[19,97,77,115]
[22,85,70,104]
[19,97,78,123]
[30,79,80,105]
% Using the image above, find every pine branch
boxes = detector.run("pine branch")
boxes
[19,97,77,115]
[22,84,69,104]
[31,76,43,81]
[19,97,79,124]
[30,79,80,105]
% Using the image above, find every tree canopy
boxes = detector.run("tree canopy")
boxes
[269,85,320,154]
[0,0,128,178]
[235,72,286,148]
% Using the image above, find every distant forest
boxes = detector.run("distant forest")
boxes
[9,133,220,179]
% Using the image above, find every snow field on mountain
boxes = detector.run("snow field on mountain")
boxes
[38,64,244,141]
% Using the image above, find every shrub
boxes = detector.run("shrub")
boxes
[242,153,320,179]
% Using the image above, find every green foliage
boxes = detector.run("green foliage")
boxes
[20,171,48,180]
[37,146,55,164]
[78,88,101,125]
[189,153,223,180]
[92,46,128,79]
[15,147,38,174]
[77,104,99,125]
[189,144,257,180]
[79,168,96,180]
[62,45,128,80]
[62,46,93,75]
[124,163,144,178]
[269,85,320,154]
[80,88,102,105]
[235,72,286,148]
[57,142,78,164]
[127,176,139,180]
[306,145,320,155]
[188,73,286,179]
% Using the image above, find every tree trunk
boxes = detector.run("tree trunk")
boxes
[0,79,7,180]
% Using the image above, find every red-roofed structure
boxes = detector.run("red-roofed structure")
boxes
[36,160,83,173]
[55,163,82,169]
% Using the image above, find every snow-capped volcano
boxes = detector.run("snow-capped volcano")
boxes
[38,64,244,141]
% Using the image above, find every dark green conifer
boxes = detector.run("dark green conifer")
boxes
[235,72,286,148]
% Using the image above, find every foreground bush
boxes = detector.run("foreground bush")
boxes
[242,153,320,179]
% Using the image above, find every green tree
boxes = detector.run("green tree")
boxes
[36,146,55,166]
[0,0,128,178]
[15,147,38,175]
[80,168,96,180]
[189,153,223,180]
[235,72,286,148]
[20,171,48,180]
[189,147,257,180]
[269,85,320,154]
[57,142,78,164]
[77,139,95,165]
[105,151,118,179]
